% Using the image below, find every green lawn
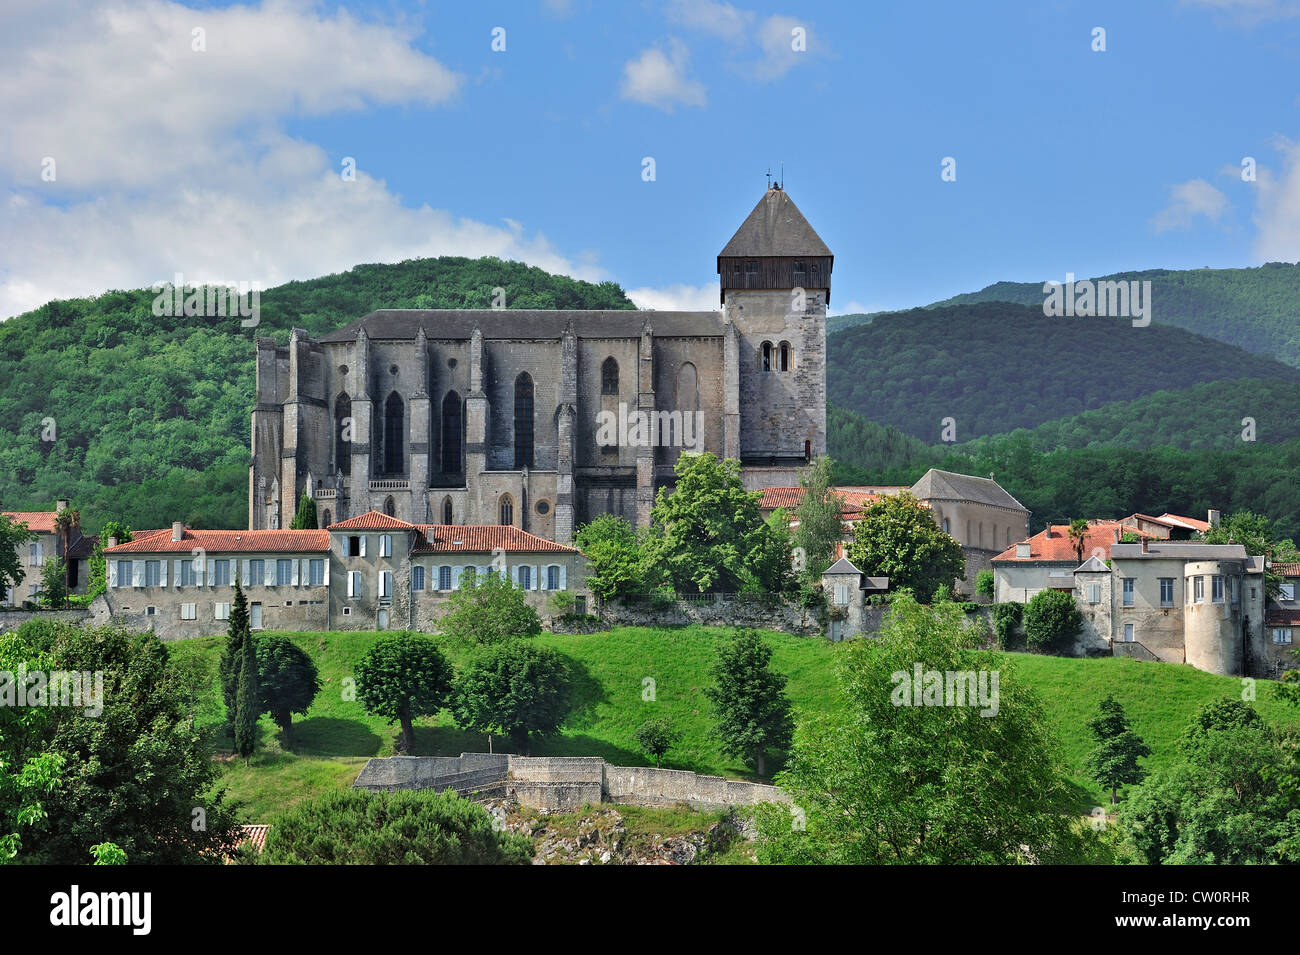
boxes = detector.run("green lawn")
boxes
[169,627,1300,823]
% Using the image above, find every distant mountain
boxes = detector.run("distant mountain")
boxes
[849,262,1300,367]
[827,302,1300,442]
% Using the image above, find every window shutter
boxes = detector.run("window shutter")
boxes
[291,560,300,586]
[264,560,275,586]
[560,564,567,590]
[132,562,144,588]
[108,561,118,588]
[341,536,350,558]
[452,566,463,590]
[241,560,250,587]
[323,559,330,586]
[193,558,204,587]
[533,565,540,591]
[359,536,367,557]
[206,558,215,588]
[35,541,43,562]
[173,559,182,588]
[160,560,168,587]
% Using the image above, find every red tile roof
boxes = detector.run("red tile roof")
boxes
[1273,562,1300,577]
[328,511,415,530]
[1265,609,1300,627]
[2,511,58,533]
[104,529,330,554]
[1156,512,1212,532]
[759,486,902,512]
[993,520,1160,563]
[238,825,269,853]
[412,524,579,554]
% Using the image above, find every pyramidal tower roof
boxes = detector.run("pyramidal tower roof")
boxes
[719,187,832,258]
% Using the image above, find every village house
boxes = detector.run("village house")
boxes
[1,501,95,606]
[102,511,587,640]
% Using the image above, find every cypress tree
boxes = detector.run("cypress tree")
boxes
[290,491,318,529]
[220,581,250,729]
[234,625,260,766]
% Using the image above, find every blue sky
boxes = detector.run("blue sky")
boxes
[5,0,1300,318]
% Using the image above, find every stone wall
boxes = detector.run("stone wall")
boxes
[0,608,93,633]
[600,595,822,636]
[353,753,788,811]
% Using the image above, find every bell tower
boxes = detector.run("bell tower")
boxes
[717,184,831,466]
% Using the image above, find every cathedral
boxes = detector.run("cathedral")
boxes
[249,185,832,543]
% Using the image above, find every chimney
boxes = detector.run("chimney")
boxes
[171,521,185,542]
[1043,525,1052,539]
[1016,542,1031,559]
[1140,538,1149,554]
[1208,509,1221,528]
[106,536,117,549]
[56,499,68,512]
[1113,529,1120,544]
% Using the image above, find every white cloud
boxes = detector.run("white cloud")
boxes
[1250,139,1300,260]
[830,300,887,316]
[661,3,818,83]
[1150,178,1230,233]
[1180,0,1300,23]
[0,0,615,319]
[665,0,753,42]
[749,15,813,81]
[625,282,718,311]
[619,39,707,111]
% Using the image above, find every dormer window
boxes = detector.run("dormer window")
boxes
[793,261,805,274]
[745,260,757,274]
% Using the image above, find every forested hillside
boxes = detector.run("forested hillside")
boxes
[0,258,633,531]
[827,302,1300,441]
[920,262,1300,367]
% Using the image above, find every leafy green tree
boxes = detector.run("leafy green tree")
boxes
[1085,695,1151,804]
[975,569,995,599]
[233,623,260,765]
[704,629,793,777]
[220,582,250,724]
[792,456,843,582]
[635,717,680,768]
[0,515,35,601]
[574,514,646,601]
[1123,700,1298,864]
[256,634,321,751]
[256,788,532,865]
[289,491,318,530]
[86,522,132,599]
[438,569,541,645]
[992,601,1022,649]
[38,557,66,610]
[753,593,1102,864]
[1200,510,1300,596]
[12,622,241,863]
[452,640,571,754]
[355,633,454,754]
[1023,589,1082,651]
[645,452,793,594]
[846,491,965,601]
[90,842,127,865]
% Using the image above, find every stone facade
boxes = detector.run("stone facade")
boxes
[1,504,94,606]
[249,187,831,543]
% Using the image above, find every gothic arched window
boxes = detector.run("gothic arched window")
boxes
[601,357,619,395]
[442,496,453,525]
[383,392,404,475]
[779,341,791,372]
[441,391,462,474]
[384,496,396,518]
[499,495,514,526]
[514,373,534,469]
[334,393,352,477]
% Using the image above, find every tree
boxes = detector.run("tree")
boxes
[256,788,532,864]
[846,491,965,601]
[1200,510,1300,596]
[1067,518,1089,564]
[289,491,318,530]
[574,514,646,601]
[8,622,241,863]
[753,594,1102,864]
[38,557,66,610]
[635,717,680,768]
[219,581,250,725]
[1023,589,1082,650]
[438,569,541,645]
[452,640,571,754]
[233,622,260,765]
[355,634,454,754]
[86,522,131,599]
[0,515,35,602]
[1085,695,1151,804]
[704,629,793,777]
[644,452,794,595]
[52,507,80,608]
[975,569,995,599]
[792,456,843,582]
[256,635,321,751]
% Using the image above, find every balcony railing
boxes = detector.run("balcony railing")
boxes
[368,480,410,491]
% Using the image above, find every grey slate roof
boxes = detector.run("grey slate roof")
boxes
[823,556,862,576]
[318,308,725,343]
[718,188,832,258]
[1075,556,1109,573]
[909,469,1027,512]
[1110,542,1251,561]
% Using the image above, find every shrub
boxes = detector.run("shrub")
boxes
[975,569,995,599]
[1023,590,1082,651]
[992,602,1023,650]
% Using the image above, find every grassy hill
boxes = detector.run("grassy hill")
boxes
[827,302,1300,441]
[0,257,634,532]
[830,262,1300,368]
[167,626,1300,824]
